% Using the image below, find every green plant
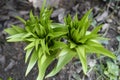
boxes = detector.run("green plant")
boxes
[7,77,13,80]
[5,1,67,80]
[4,2,116,80]
[46,9,116,78]
[104,61,119,80]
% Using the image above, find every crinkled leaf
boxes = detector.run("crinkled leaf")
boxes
[40,39,46,54]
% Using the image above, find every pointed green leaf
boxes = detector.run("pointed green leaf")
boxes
[51,23,66,28]
[25,38,36,41]
[30,11,35,22]
[79,9,92,26]
[73,28,80,42]
[7,33,25,42]
[7,33,25,39]
[25,47,33,63]
[58,47,70,57]
[35,24,40,36]
[22,33,32,39]
[48,31,67,39]
[35,39,40,51]
[41,0,47,15]
[50,41,67,50]
[25,50,38,76]
[91,24,102,34]
[74,14,78,23]
[24,41,35,50]
[70,41,77,49]
[64,14,72,25]
[52,25,68,34]
[7,38,24,42]
[12,25,25,33]
[16,16,26,24]
[38,47,43,58]
[37,53,56,80]
[4,28,18,35]
[76,46,87,74]
[25,26,32,32]
[79,34,98,43]
[85,40,116,59]
[40,39,46,53]
[46,48,76,78]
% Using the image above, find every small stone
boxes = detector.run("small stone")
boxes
[93,6,100,15]
[96,11,108,22]
[102,23,110,32]
[117,26,120,34]
[19,11,29,15]
[118,10,120,18]
[4,59,16,71]
[59,0,75,9]
[8,11,20,17]
[0,55,5,67]
[106,19,113,23]
[51,8,65,18]
[76,68,82,73]
[72,4,79,12]
[88,59,96,67]
[58,11,65,23]
[29,0,60,9]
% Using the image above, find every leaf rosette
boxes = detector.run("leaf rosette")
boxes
[46,9,116,77]
[5,5,67,80]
